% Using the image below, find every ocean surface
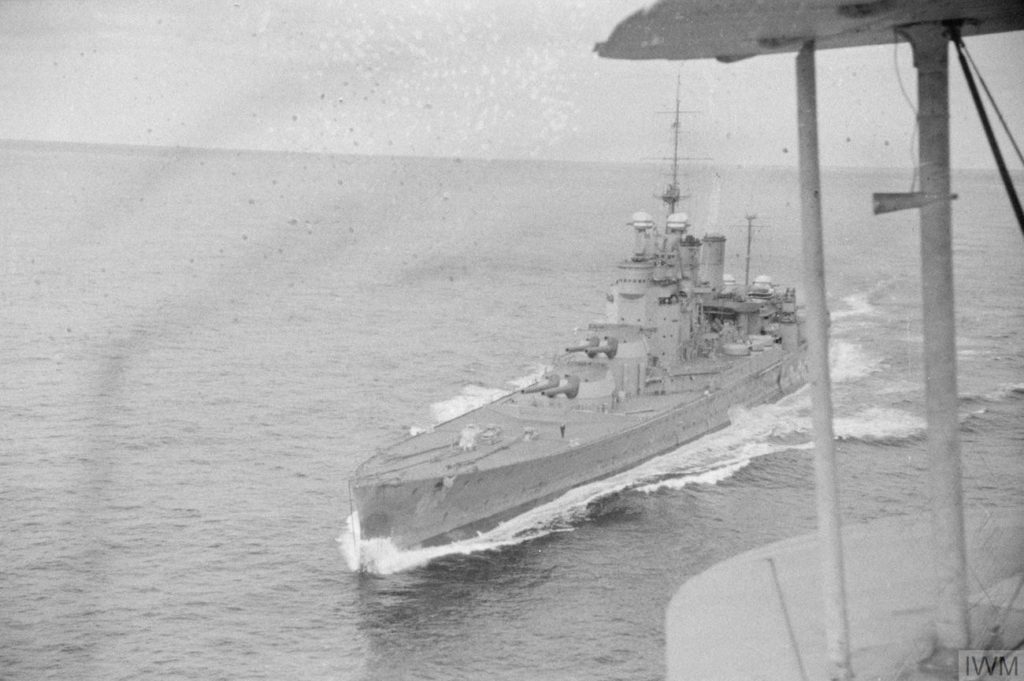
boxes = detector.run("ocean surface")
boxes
[2,142,1021,681]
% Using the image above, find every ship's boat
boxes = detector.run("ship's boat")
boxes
[349,208,808,557]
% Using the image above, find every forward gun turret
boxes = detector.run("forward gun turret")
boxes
[567,336,619,359]
[565,337,600,353]
[541,375,581,399]
[522,373,561,394]
[586,337,619,359]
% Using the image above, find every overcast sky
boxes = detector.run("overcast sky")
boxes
[2,0,1022,168]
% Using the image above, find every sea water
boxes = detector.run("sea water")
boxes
[2,143,1021,680]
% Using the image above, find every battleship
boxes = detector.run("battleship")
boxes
[349,181,809,555]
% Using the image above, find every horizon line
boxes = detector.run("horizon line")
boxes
[0,136,1016,175]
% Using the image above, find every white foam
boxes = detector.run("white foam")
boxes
[506,365,549,391]
[337,505,570,575]
[429,384,508,424]
[353,535,523,575]
[338,512,362,572]
[427,367,549,425]
[832,292,878,320]
[830,340,881,383]
[633,459,752,494]
[833,407,925,442]
[980,382,1024,403]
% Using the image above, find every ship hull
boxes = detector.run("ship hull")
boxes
[352,348,806,552]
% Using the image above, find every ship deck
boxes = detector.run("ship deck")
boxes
[355,346,794,485]
[354,389,706,484]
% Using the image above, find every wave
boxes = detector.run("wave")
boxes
[339,513,361,572]
[338,512,529,575]
[427,367,548,425]
[832,277,900,322]
[832,292,879,320]
[830,340,882,383]
[833,407,925,444]
[632,458,755,494]
[962,382,1024,405]
[428,385,508,424]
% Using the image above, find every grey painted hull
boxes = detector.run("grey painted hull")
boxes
[352,347,806,551]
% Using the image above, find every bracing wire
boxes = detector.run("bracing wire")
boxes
[962,42,1024,168]
[949,24,1024,237]
[893,31,919,192]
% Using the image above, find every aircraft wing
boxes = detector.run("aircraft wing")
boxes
[595,0,1024,61]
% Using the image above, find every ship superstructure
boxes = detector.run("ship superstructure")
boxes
[349,210,807,557]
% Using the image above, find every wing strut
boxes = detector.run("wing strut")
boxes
[898,23,971,668]
[796,42,854,681]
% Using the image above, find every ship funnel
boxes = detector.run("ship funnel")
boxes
[630,211,655,258]
[677,233,702,285]
[701,234,726,293]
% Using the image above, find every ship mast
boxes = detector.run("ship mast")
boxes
[660,75,683,215]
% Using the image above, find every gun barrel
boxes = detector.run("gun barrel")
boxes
[522,373,560,394]
[585,337,619,359]
[541,375,580,399]
[566,337,599,353]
